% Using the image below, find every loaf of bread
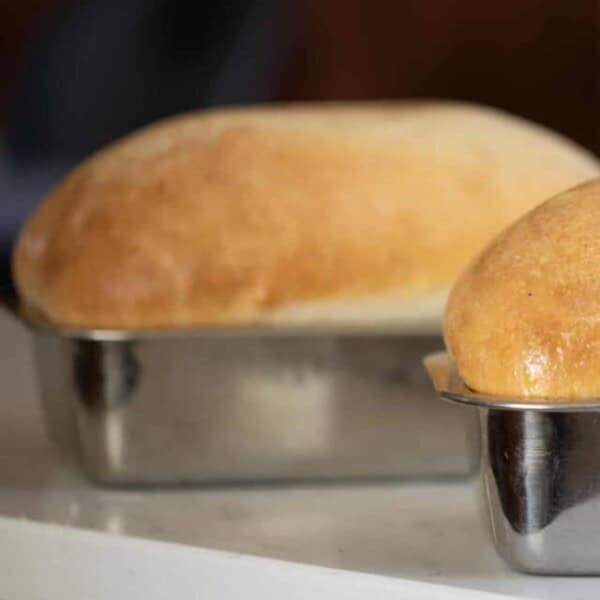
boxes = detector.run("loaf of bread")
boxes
[13,102,599,329]
[445,178,600,399]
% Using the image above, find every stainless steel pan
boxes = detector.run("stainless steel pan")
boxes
[15,303,477,485]
[426,352,600,575]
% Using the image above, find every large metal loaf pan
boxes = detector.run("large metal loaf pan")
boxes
[25,314,475,485]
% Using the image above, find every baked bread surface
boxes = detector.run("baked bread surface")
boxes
[445,178,600,399]
[13,102,600,329]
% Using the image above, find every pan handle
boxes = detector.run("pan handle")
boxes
[422,351,452,392]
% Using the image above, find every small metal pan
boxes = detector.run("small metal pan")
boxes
[7,299,476,486]
[425,352,600,575]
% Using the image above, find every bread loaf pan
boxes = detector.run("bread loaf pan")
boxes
[24,312,475,485]
[426,352,600,575]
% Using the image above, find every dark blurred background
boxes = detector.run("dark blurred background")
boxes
[1,0,598,286]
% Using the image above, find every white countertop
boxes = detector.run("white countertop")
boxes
[0,308,597,599]
[0,517,522,600]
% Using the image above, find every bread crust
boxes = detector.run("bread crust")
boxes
[13,102,599,329]
[445,178,600,399]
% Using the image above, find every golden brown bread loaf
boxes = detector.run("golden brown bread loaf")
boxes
[13,102,600,329]
[445,178,600,399]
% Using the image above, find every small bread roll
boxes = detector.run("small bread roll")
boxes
[445,178,600,399]
[13,102,599,329]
